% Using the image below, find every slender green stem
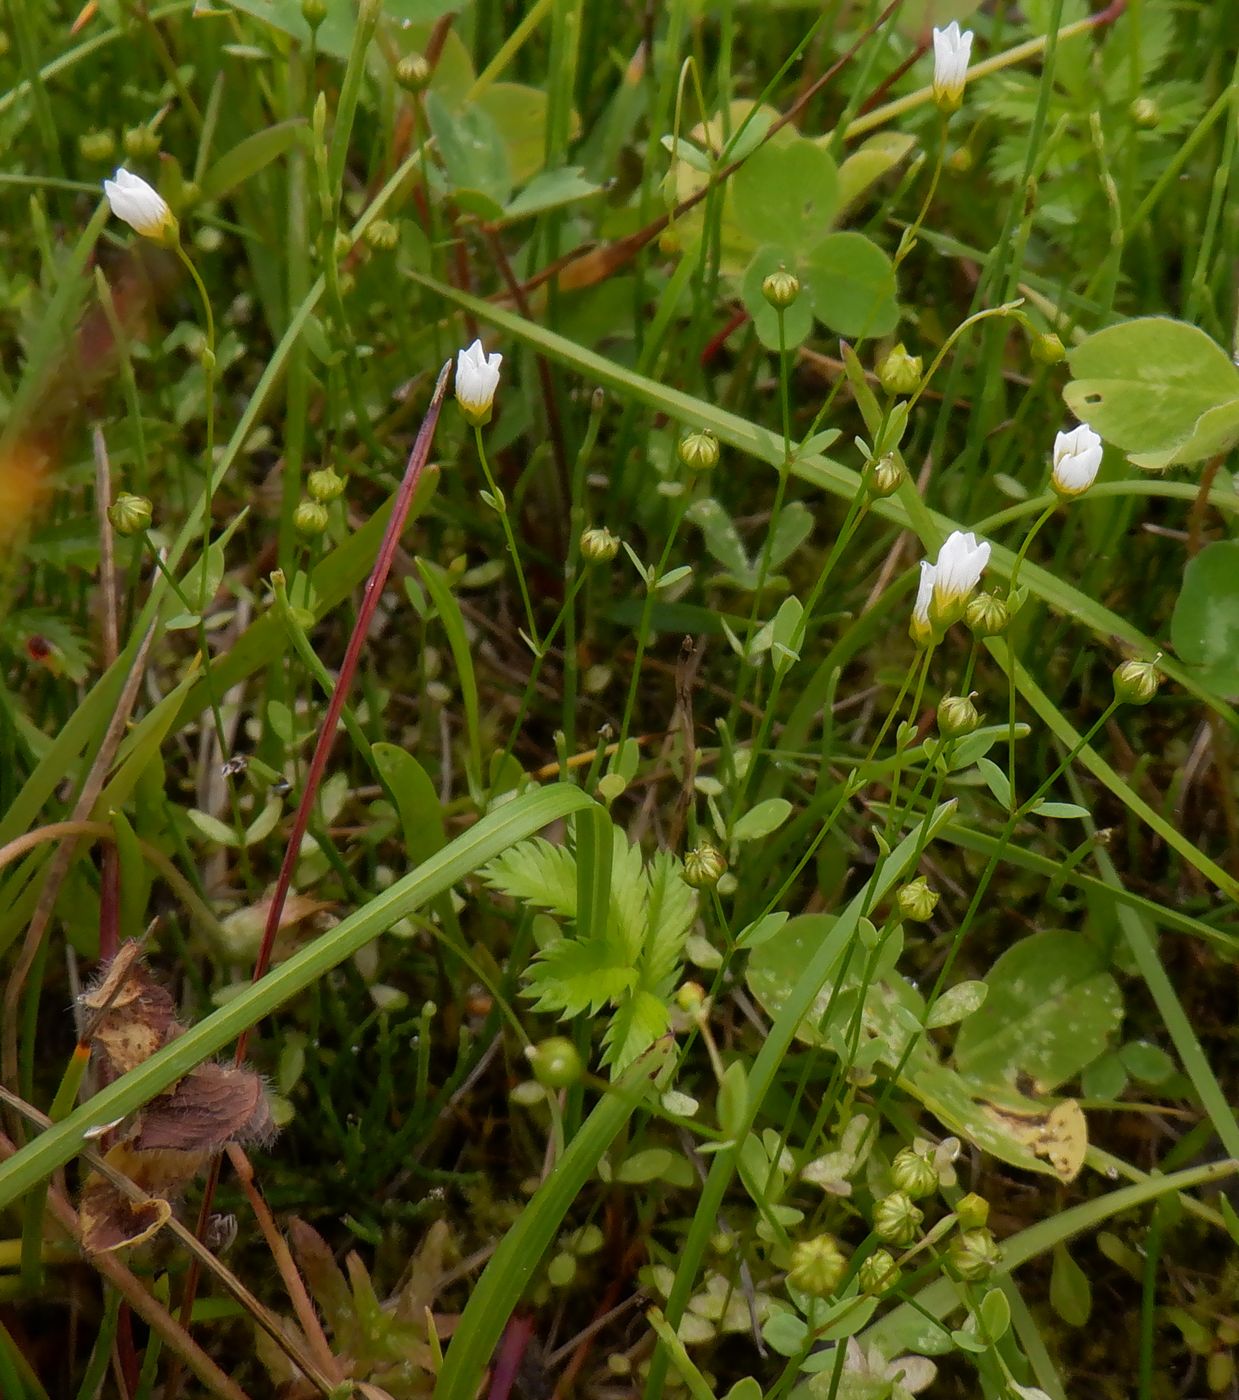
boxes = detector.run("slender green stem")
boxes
[1006,501,1057,800]
[474,425,541,653]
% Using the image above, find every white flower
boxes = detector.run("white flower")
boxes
[1051,422,1103,497]
[103,167,177,243]
[912,559,936,630]
[909,559,937,646]
[455,339,503,425]
[931,529,990,624]
[932,21,973,112]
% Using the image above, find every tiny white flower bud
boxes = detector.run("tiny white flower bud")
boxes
[455,339,503,426]
[1051,423,1104,498]
[931,22,973,113]
[103,167,178,244]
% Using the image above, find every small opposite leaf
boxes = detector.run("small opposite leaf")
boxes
[732,798,793,842]
[925,979,987,1028]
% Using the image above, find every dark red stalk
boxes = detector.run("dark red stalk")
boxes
[235,356,453,1060]
[167,362,453,1398]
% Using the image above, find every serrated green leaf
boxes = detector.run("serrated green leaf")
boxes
[603,989,669,1070]
[482,837,577,918]
[644,851,696,987]
[610,828,646,963]
[524,938,637,1016]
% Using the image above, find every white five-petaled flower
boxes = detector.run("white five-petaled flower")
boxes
[1051,422,1103,498]
[929,529,990,628]
[931,21,973,112]
[103,167,177,243]
[455,339,503,426]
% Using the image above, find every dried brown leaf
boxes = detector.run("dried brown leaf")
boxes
[79,940,179,1074]
[134,1062,273,1155]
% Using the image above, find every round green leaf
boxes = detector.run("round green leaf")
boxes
[1170,541,1239,696]
[953,931,1123,1092]
[1063,317,1239,463]
[731,137,839,251]
[804,232,899,338]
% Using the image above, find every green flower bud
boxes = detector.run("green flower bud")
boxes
[955,1192,990,1230]
[580,526,621,563]
[396,52,432,90]
[1130,96,1160,129]
[865,453,904,499]
[964,591,1010,638]
[891,1145,939,1200]
[364,218,399,250]
[1031,331,1066,366]
[858,1249,902,1295]
[301,0,328,29]
[333,228,354,262]
[293,498,330,536]
[107,492,153,537]
[79,130,117,163]
[526,1036,583,1090]
[678,430,719,474]
[1113,657,1160,706]
[762,268,801,310]
[896,876,939,923]
[122,126,160,161]
[947,145,974,174]
[876,343,922,397]
[937,693,980,740]
[307,467,346,503]
[787,1234,848,1299]
[873,1190,923,1246]
[948,1227,1001,1281]
[675,981,708,1016]
[683,842,726,889]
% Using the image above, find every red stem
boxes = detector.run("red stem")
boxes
[234,357,453,1064]
[168,363,454,1400]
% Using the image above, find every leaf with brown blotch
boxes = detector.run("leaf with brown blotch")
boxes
[133,1062,273,1156]
[79,940,179,1074]
[79,1166,172,1254]
[981,1097,1088,1183]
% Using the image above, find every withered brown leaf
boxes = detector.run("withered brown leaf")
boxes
[133,1061,273,1155]
[78,939,178,1074]
[79,1159,173,1255]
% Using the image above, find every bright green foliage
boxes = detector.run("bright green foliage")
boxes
[954,930,1123,1092]
[982,2,1203,212]
[1063,318,1239,468]
[1171,541,1239,696]
[483,825,697,1071]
